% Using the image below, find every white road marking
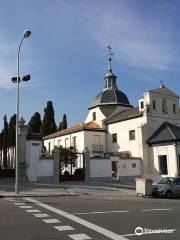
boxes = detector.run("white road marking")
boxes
[33,213,50,218]
[43,219,61,223]
[5,198,16,201]
[74,210,130,215]
[54,225,74,231]
[25,197,128,240]
[142,208,173,212]
[19,205,33,209]
[68,233,92,240]
[26,209,41,213]
[14,202,26,205]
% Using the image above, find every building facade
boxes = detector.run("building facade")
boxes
[44,59,180,180]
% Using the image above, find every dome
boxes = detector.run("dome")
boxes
[89,68,132,109]
[90,89,131,109]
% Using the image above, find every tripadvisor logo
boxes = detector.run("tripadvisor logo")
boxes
[135,227,176,235]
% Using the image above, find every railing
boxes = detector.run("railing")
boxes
[92,144,104,153]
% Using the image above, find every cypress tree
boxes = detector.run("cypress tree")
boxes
[58,114,67,131]
[41,101,57,136]
[28,112,42,134]
[8,114,16,147]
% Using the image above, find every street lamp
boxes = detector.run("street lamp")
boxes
[15,30,31,194]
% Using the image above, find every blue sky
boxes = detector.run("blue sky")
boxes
[1,0,180,130]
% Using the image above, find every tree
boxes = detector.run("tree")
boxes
[3,115,8,168]
[58,114,67,131]
[28,112,42,134]
[8,114,16,147]
[40,101,57,136]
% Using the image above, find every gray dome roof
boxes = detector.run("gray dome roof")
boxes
[90,89,131,109]
[89,68,132,109]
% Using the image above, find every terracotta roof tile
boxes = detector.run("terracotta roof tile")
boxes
[43,121,103,140]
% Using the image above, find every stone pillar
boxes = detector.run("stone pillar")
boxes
[53,146,59,184]
[18,117,28,182]
[84,147,90,182]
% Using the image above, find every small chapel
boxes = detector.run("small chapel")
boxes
[44,46,180,181]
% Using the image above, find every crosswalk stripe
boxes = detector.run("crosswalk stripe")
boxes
[54,225,74,231]
[26,209,41,213]
[68,233,92,240]
[33,213,50,218]
[43,219,61,223]
[19,205,33,209]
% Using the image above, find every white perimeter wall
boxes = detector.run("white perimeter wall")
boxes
[26,140,54,182]
[90,157,142,179]
[90,159,112,178]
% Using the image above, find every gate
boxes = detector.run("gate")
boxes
[59,150,85,181]
[0,147,15,179]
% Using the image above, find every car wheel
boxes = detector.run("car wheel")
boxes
[165,190,173,198]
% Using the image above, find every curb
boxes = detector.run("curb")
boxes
[0,193,80,198]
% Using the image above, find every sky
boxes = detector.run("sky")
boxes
[1,0,180,130]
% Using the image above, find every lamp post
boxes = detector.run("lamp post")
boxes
[15,30,31,194]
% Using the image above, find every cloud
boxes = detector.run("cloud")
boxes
[77,1,179,71]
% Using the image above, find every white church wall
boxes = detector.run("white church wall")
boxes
[44,131,85,154]
[152,144,178,178]
[84,131,106,157]
[84,107,106,127]
[107,117,145,158]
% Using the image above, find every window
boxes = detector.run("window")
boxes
[152,100,156,111]
[159,155,168,175]
[58,140,61,147]
[92,112,96,121]
[65,138,69,148]
[162,99,168,113]
[173,104,176,114]
[129,130,135,140]
[93,135,101,145]
[112,133,117,143]
[123,164,127,169]
[132,163,136,168]
[174,178,180,185]
[140,101,144,109]
[72,136,77,149]
[178,155,180,169]
[48,142,51,155]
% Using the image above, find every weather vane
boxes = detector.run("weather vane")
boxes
[107,44,114,71]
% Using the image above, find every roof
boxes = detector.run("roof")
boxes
[89,89,132,109]
[148,86,179,98]
[99,105,118,117]
[147,121,180,145]
[105,107,143,124]
[43,122,106,140]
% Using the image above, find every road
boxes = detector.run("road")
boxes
[0,186,179,240]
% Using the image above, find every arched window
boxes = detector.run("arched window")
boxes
[152,100,156,111]
[162,99,168,113]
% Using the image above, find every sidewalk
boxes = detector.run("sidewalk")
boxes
[0,179,75,197]
[0,179,135,198]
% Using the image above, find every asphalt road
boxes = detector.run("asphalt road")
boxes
[1,187,180,240]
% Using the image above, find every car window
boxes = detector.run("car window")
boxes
[174,178,180,185]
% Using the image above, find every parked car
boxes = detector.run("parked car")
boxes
[152,177,180,198]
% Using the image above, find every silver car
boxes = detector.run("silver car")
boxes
[152,177,180,198]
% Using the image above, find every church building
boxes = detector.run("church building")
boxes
[44,47,180,180]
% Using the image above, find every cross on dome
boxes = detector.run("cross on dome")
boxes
[107,44,114,72]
